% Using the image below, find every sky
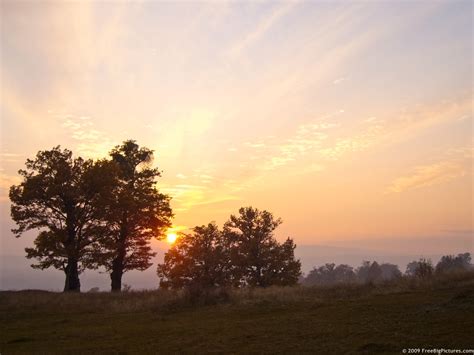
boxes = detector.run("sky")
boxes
[0,1,473,289]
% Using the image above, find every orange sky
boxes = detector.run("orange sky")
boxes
[1,1,472,257]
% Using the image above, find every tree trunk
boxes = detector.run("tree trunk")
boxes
[111,213,128,292]
[110,261,123,292]
[63,201,80,292]
[64,258,81,292]
[110,247,126,292]
[256,264,265,287]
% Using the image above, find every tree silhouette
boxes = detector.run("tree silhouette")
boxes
[356,261,383,284]
[223,207,301,287]
[379,263,402,281]
[405,258,434,280]
[9,147,115,292]
[96,140,173,292]
[157,223,230,289]
[303,263,355,286]
[435,253,472,274]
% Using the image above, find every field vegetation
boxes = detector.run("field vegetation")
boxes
[2,271,473,353]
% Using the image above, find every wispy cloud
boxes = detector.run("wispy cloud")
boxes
[160,181,240,212]
[239,110,343,172]
[333,76,348,85]
[0,152,23,163]
[225,94,471,194]
[318,124,382,161]
[245,142,266,149]
[262,119,338,171]
[59,114,115,158]
[0,171,21,201]
[229,1,298,56]
[200,174,214,183]
[387,160,469,193]
[319,94,472,161]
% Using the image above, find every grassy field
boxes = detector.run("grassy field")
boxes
[1,273,473,354]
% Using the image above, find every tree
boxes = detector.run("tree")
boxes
[97,140,173,292]
[356,261,383,284]
[9,147,114,292]
[334,264,357,283]
[223,207,301,287]
[435,253,472,274]
[263,237,301,286]
[304,263,336,286]
[380,263,402,281]
[157,223,230,289]
[405,258,434,280]
[303,263,355,286]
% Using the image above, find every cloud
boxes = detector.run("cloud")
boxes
[161,183,232,211]
[0,172,21,189]
[0,152,23,163]
[258,111,343,171]
[244,142,266,149]
[225,93,471,194]
[364,116,378,123]
[59,114,115,159]
[318,124,382,161]
[231,110,344,175]
[387,161,468,193]
[160,172,242,212]
[229,1,298,56]
[0,172,22,201]
[199,175,214,185]
[333,76,348,85]
[319,94,472,161]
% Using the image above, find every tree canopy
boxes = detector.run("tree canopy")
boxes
[10,147,116,291]
[158,207,301,289]
[223,207,301,287]
[9,141,173,292]
[90,140,173,291]
[157,223,230,289]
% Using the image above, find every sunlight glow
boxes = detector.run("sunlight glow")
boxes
[166,233,178,244]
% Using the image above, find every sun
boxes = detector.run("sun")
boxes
[166,232,178,244]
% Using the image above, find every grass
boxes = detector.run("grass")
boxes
[1,272,473,354]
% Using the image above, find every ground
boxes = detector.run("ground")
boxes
[1,275,473,354]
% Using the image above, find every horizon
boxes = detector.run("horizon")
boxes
[1,1,473,290]
[1,236,472,291]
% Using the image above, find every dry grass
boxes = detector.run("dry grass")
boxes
[2,271,473,314]
[0,289,181,314]
[1,271,473,354]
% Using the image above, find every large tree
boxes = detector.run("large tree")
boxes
[9,147,115,292]
[223,207,301,287]
[98,140,173,291]
[157,223,230,289]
